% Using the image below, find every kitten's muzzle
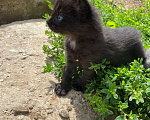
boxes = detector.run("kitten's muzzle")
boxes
[46,17,59,33]
[46,16,58,28]
[46,16,52,26]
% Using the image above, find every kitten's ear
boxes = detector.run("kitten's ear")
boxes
[73,0,89,5]
[73,0,92,20]
[72,0,80,5]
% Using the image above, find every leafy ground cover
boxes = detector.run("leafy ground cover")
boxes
[43,0,150,119]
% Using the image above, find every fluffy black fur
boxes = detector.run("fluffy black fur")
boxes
[46,0,146,96]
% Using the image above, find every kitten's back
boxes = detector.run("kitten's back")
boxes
[102,27,146,65]
[103,27,142,51]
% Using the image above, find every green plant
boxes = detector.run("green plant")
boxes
[43,30,65,77]
[43,0,53,19]
[43,0,150,119]
[84,58,150,119]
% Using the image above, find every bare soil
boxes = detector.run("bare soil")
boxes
[112,0,142,9]
[0,1,142,120]
[0,19,99,120]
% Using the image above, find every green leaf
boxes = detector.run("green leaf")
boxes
[118,102,128,109]
[138,97,144,103]
[101,59,106,64]
[94,117,100,120]
[101,65,106,69]
[123,103,128,109]
[100,89,109,94]
[146,87,150,93]
[115,115,126,120]
[46,63,51,68]
[129,95,135,101]
[129,113,139,120]
[106,93,112,99]
[106,21,116,28]
[122,81,125,86]
[113,94,118,99]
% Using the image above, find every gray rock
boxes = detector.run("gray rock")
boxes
[59,109,69,118]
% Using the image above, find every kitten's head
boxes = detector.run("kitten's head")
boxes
[46,0,93,36]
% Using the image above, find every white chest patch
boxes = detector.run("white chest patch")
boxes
[70,40,76,50]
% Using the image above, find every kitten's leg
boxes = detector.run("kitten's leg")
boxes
[72,66,95,92]
[55,60,77,96]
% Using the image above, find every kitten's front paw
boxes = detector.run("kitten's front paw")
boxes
[55,83,70,96]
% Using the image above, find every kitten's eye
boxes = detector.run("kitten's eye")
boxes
[57,15,63,21]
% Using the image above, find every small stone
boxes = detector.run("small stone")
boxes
[0,61,2,66]
[22,53,26,56]
[40,110,47,118]
[51,96,56,100]
[29,87,36,92]
[82,98,85,103]
[0,79,4,82]
[17,115,24,119]
[3,109,11,115]
[39,95,42,97]
[13,106,29,116]
[37,102,44,108]
[21,56,28,60]
[67,106,72,111]
[59,109,69,118]
[49,104,53,108]
[28,100,36,108]
[5,56,12,60]
[47,109,53,114]
[9,49,17,52]
[28,104,34,110]
[70,98,74,105]
[45,90,53,95]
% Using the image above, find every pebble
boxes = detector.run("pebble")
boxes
[51,96,57,100]
[67,106,72,111]
[59,109,69,118]
[28,104,34,110]
[9,49,17,52]
[0,79,4,82]
[70,98,74,105]
[0,61,2,66]
[21,56,28,60]
[46,109,53,114]
[82,98,85,103]
[13,106,29,116]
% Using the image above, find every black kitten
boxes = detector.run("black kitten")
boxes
[46,0,146,96]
